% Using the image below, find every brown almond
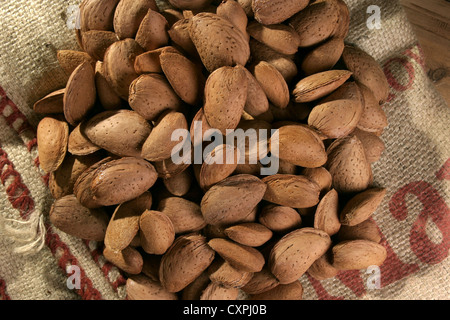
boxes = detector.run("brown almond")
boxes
[49,153,104,199]
[200,282,240,300]
[189,12,250,72]
[251,61,290,109]
[104,192,153,251]
[249,39,298,84]
[141,111,188,162]
[301,37,345,75]
[333,0,350,39]
[301,167,332,196]
[90,157,158,206]
[352,128,386,163]
[292,70,353,103]
[37,117,69,173]
[56,50,96,75]
[33,89,65,114]
[308,99,363,139]
[134,46,180,74]
[208,259,253,289]
[272,125,327,168]
[84,109,152,157]
[198,144,239,191]
[313,189,341,236]
[168,19,199,60]
[113,0,159,39]
[63,61,96,126]
[225,223,273,247]
[158,197,206,234]
[208,238,265,273]
[49,194,109,241]
[237,0,253,17]
[250,281,303,300]
[236,65,269,117]
[126,275,178,300]
[94,61,123,111]
[161,9,184,27]
[129,74,183,121]
[289,0,340,48]
[338,219,382,243]
[163,167,193,196]
[139,210,175,255]
[103,39,144,99]
[340,188,387,226]
[326,135,372,194]
[342,45,390,104]
[269,227,332,284]
[81,30,119,61]
[80,0,119,31]
[181,272,211,300]
[307,252,339,280]
[356,82,388,133]
[262,174,321,209]
[252,0,309,25]
[241,266,279,295]
[153,153,192,179]
[160,51,205,105]
[203,65,248,135]
[216,0,249,40]
[169,0,212,10]
[135,9,170,51]
[331,240,387,270]
[160,233,215,292]
[200,174,267,226]
[247,21,300,55]
[73,156,114,208]
[103,246,143,275]
[68,122,101,156]
[258,204,302,234]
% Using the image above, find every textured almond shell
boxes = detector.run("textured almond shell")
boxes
[340,188,387,226]
[84,109,152,157]
[94,61,123,111]
[241,267,279,295]
[250,281,303,300]
[262,174,321,209]
[313,189,341,236]
[247,21,300,55]
[301,37,345,75]
[252,0,309,25]
[33,89,65,114]
[80,0,119,31]
[200,282,240,300]
[224,223,273,247]
[356,82,388,133]
[331,240,387,270]
[208,238,265,273]
[57,50,96,75]
[203,65,248,135]
[189,12,250,72]
[68,122,101,156]
[104,192,153,251]
[139,210,175,255]
[307,253,339,281]
[49,194,109,241]
[135,9,170,51]
[103,246,143,275]
[269,227,332,284]
[159,233,215,292]
[37,117,69,173]
[258,204,302,234]
[81,30,119,61]
[113,0,159,39]
[200,174,267,226]
[126,275,178,300]
[208,260,253,289]
[63,61,96,126]
[252,61,290,109]
[338,219,382,243]
[158,197,206,234]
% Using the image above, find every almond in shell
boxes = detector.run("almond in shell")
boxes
[258,204,302,234]
[33,89,65,114]
[301,37,345,75]
[113,0,159,39]
[135,9,170,51]
[168,0,212,10]
[340,188,387,226]
[37,117,69,173]
[159,233,215,292]
[352,128,386,163]
[104,191,153,251]
[81,30,119,61]
[49,194,109,241]
[337,218,382,243]
[94,61,123,110]
[134,46,180,74]
[200,282,240,300]
[56,50,96,75]
[126,274,178,300]
[189,12,250,72]
[269,227,332,284]
[250,281,303,300]
[139,210,175,255]
[80,0,119,31]
[247,21,300,55]
[313,189,341,236]
[307,252,339,280]
[356,82,388,133]
[103,245,143,275]
[68,122,101,156]
[224,223,273,247]
[241,266,279,295]
[208,259,253,289]
[252,0,310,25]
[331,240,387,270]
[200,174,267,226]
[158,197,207,234]
[216,0,249,40]
[262,174,321,209]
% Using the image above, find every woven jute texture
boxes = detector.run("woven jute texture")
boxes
[0,0,449,300]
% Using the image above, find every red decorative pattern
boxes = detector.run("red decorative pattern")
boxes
[0,145,35,220]
[45,223,103,300]
[0,278,11,300]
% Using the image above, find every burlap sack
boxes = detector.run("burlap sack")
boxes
[0,0,448,300]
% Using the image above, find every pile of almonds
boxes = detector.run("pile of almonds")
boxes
[35,0,390,300]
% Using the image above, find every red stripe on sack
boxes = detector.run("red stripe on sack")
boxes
[436,158,450,181]
[45,223,103,300]
[0,278,11,300]
[0,144,35,220]
[0,86,35,136]
[83,240,127,292]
